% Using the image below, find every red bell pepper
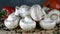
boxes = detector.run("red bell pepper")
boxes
[0,6,15,19]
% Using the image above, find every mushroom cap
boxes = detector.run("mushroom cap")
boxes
[15,5,30,17]
[4,18,19,29]
[39,18,56,29]
[30,4,44,21]
[48,9,60,23]
[19,16,36,31]
[4,12,20,29]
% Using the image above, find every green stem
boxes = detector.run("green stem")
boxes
[0,10,6,17]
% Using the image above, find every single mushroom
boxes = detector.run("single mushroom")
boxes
[48,9,60,23]
[4,12,20,29]
[15,5,30,17]
[19,16,36,31]
[39,17,56,29]
[30,4,45,21]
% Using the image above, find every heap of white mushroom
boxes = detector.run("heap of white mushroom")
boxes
[4,4,60,31]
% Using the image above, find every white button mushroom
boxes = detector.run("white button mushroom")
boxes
[39,17,56,29]
[19,16,36,31]
[4,12,20,29]
[48,9,60,23]
[15,5,30,17]
[30,4,45,21]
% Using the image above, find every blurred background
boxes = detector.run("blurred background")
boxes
[0,0,45,10]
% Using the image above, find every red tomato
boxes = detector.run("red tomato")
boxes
[43,0,60,11]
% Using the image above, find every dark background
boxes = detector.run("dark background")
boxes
[0,0,45,10]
